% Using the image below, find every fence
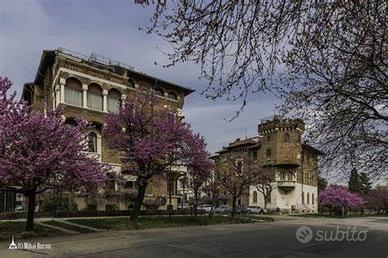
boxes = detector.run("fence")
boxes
[0,208,205,220]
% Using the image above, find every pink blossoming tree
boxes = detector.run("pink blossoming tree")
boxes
[319,185,364,217]
[0,77,108,231]
[104,94,211,222]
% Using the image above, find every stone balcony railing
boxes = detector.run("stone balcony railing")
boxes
[277,180,297,189]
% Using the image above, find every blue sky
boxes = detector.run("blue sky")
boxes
[0,0,279,153]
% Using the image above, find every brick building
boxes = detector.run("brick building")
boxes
[213,116,323,214]
[19,48,193,211]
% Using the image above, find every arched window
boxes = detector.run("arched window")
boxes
[153,87,164,96]
[107,89,121,113]
[167,91,178,100]
[127,79,135,88]
[64,117,78,127]
[284,133,290,143]
[266,149,272,160]
[88,132,97,152]
[253,191,258,203]
[88,83,103,111]
[65,78,82,106]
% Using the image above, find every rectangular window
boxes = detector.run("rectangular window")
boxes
[307,193,310,205]
[312,193,315,205]
[302,191,304,204]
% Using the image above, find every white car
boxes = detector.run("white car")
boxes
[246,206,262,214]
[215,205,231,213]
[197,204,213,212]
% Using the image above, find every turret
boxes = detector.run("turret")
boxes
[258,116,304,167]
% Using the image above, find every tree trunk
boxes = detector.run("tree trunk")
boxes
[194,190,198,217]
[131,181,148,222]
[26,190,36,231]
[264,195,268,209]
[231,196,236,218]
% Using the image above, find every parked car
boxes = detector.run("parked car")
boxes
[235,206,248,215]
[246,206,262,214]
[215,205,231,213]
[177,204,191,209]
[197,204,213,212]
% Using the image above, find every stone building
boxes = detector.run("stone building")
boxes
[213,116,323,213]
[19,48,193,211]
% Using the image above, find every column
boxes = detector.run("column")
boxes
[103,89,108,112]
[121,94,126,107]
[55,86,60,107]
[82,84,88,108]
[59,78,66,103]
[60,83,65,103]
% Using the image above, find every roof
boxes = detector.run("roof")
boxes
[302,143,324,155]
[224,137,259,149]
[34,48,194,96]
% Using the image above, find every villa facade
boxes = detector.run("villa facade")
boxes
[213,116,322,214]
[18,48,193,211]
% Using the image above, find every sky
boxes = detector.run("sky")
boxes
[0,0,279,154]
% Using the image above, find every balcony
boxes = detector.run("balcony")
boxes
[277,180,296,193]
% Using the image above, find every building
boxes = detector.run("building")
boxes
[18,48,193,211]
[213,116,323,213]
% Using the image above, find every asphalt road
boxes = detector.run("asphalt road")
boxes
[1,216,387,258]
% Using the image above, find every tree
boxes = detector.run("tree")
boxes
[104,94,210,222]
[136,0,387,179]
[215,154,257,217]
[178,175,188,209]
[202,172,226,217]
[186,163,211,217]
[0,77,108,231]
[348,168,362,194]
[255,172,277,209]
[359,173,372,195]
[318,176,328,192]
[319,185,364,217]
[364,188,388,214]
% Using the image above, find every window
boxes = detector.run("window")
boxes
[252,151,258,160]
[236,160,243,174]
[64,117,78,127]
[88,83,103,110]
[124,181,134,189]
[284,133,290,143]
[88,132,97,152]
[253,191,258,203]
[127,79,135,88]
[266,149,272,160]
[107,89,121,113]
[153,87,164,96]
[167,91,178,100]
[65,78,82,106]
[307,192,310,205]
[302,191,305,204]
[312,193,315,205]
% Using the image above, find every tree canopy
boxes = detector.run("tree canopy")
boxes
[135,0,388,179]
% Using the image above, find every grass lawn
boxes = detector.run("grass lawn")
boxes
[42,220,95,233]
[67,215,259,231]
[291,213,384,218]
[0,221,68,242]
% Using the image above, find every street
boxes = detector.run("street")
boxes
[1,216,387,258]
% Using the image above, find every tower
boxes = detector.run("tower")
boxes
[258,115,305,167]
